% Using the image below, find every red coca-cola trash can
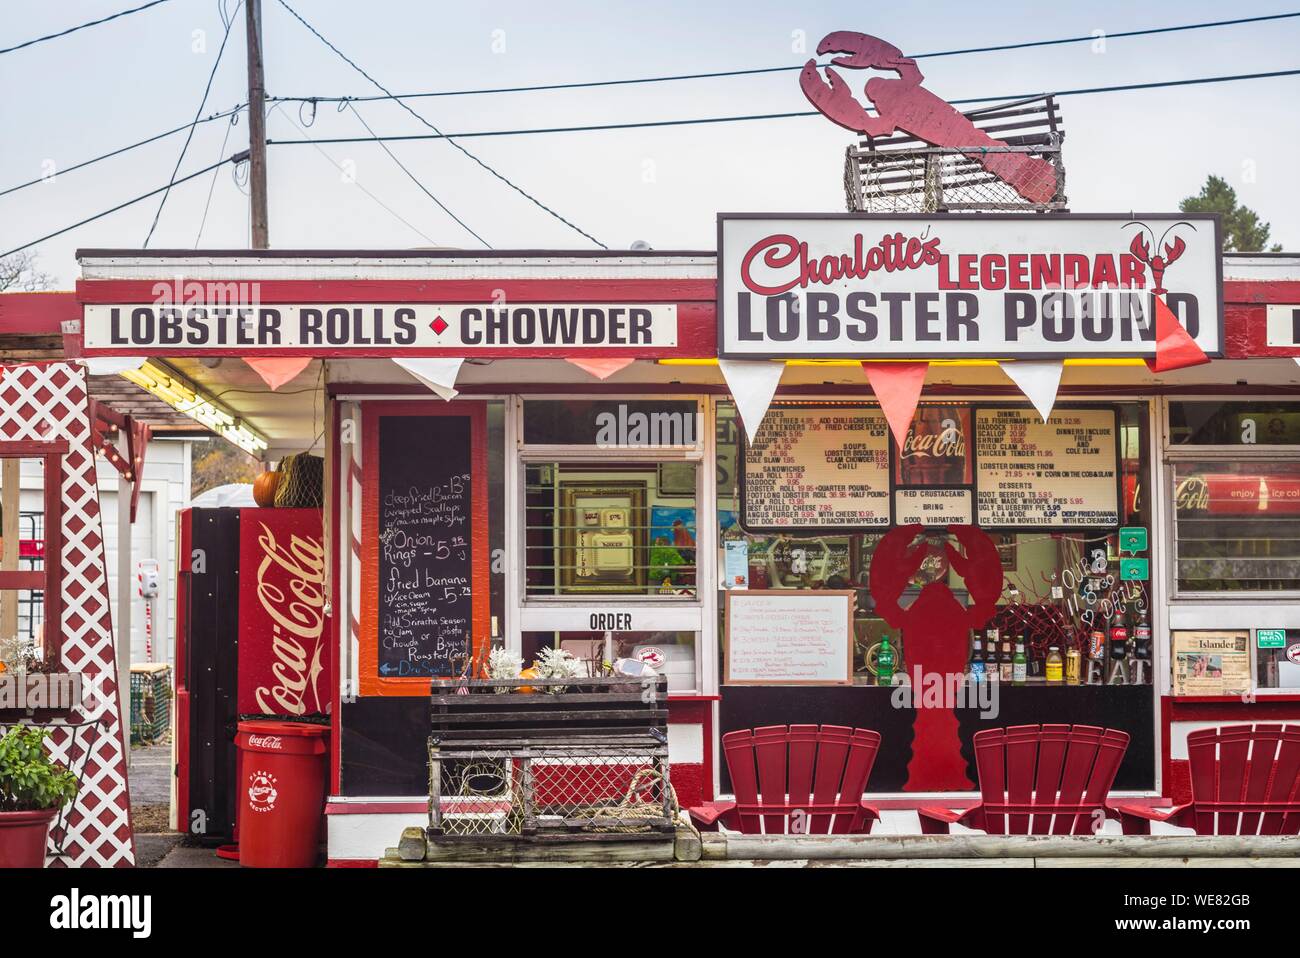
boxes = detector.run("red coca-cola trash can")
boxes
[234,721,328,868]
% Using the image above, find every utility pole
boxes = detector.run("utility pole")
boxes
[244,0,270,248]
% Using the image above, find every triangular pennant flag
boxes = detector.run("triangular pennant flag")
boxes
[1145,295,1210,373]
[1294,357,1300,370]
[718,359,784,443]
[243,356,312,391]
[862,362,928,450]
[565,357,635,380]
[393,357,465,400]
[81,356,147,376]
[999,360,1065,422]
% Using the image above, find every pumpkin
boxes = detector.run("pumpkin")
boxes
[253,470,280,508]
[517,667,538,694]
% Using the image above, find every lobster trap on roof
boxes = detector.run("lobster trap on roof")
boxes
[843,95,1067,214]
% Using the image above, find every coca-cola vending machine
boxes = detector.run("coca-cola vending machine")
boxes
[174,507,332,845]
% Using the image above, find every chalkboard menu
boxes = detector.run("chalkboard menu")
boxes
[742,406,891,532]
[975,407,1119,528]
[377,414,474,678]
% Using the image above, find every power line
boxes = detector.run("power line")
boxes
[144,1,242,247]
[1,0,175,57]
[0,105,244,200]
[267,11,1300,104]
[266,66,1300,147]
[273,0,606,249]
[343,103,490,247]
[1,155,242,259]
[265,102,440,246]
[195,113,241,247]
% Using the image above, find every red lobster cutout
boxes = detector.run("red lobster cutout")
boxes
[869,524,1003,791]
[1127,223,1189,297]
[800,31,1058,205]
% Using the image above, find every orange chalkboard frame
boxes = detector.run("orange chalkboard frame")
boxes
[360,401,490,697]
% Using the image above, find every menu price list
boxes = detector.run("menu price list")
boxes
[743,407,891,528]
[975,408,1119,528]
[377,415,474,678]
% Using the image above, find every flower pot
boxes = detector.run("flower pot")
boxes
[0,808,58,868]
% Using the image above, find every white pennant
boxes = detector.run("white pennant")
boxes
[718,359,784,443]
[393,357,464,401]
[999,360,1065,421]
[81,356,147,376]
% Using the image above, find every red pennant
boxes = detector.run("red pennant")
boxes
[862,362,929,449]
[1145,295,1209,373]
[243,356,312,390]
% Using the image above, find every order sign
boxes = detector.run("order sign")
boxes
[975,407,1119,528]
[741,406,890,531]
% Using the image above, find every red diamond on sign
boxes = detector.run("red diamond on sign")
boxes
[430,315,449,335]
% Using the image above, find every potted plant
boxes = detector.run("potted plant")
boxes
[0,726,79,868]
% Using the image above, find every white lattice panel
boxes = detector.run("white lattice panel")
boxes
[0,361,135,867]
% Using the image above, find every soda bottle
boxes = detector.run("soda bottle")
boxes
[1109,606,1129,662]
[1012,637,1027,686]
[1131,605,1151,685]
[877,635,896,687]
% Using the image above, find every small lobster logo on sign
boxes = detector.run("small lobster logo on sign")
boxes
[1125,221,1195,297]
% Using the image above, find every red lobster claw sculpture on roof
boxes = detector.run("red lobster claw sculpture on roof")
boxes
[869,524,1004,791]
[800,31,1058,205]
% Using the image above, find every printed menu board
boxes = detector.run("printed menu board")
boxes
[724,590,854,685]
[742,406,891,531]
[1172,630,1252,696]
[975,408,1119,528]
[376,414,474,678]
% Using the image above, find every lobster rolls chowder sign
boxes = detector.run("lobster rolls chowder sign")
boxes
[82,301,677,353]
[718,214,1222,359]
[742,405,890,531]
[975,407,1119,528]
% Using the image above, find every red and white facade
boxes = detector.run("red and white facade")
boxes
[58,246,1300,863]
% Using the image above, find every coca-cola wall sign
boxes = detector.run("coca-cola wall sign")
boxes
[717,213,1223,359]
[237,509,332,717]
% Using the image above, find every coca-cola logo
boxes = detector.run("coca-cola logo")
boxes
[900,417,965,461]
[1175,476,1210,511]
[253,523,327,716]
[248,770,278,812]
[248,734,283,750]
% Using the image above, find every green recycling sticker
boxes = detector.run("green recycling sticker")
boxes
[1119,526,1148,554]
[1258,629,1287,649]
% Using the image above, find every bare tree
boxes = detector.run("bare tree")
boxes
[0,251,54,292]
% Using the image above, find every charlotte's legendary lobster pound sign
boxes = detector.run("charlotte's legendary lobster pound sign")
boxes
[718,214,1223,360]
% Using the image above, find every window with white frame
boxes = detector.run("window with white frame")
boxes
[517,398,707,692]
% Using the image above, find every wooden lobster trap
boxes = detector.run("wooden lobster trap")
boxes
[427,676,673,842]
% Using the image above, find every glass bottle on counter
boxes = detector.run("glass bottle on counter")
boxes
[984,627,1001,685]
[1045,646,1064,684]
[968,633,986,683]
[877,635,896,687]
[1012,637,1027,686]
[999,634,1014,683]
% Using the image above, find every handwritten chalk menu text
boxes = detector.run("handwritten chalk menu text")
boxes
[742,406,890,531]
[724,590,854,685]
[378,415,473,677]
[975,407,1119,528]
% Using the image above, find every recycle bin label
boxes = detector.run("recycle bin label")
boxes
[248,770,279,813]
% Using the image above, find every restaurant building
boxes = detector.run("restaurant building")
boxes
[58,226,1300,862]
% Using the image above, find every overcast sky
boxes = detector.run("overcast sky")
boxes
[2,0,1298,286]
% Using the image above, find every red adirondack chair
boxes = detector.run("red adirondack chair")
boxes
[688,725,883,834]
[918,724,1130,835]
[1112,724,1300,835]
